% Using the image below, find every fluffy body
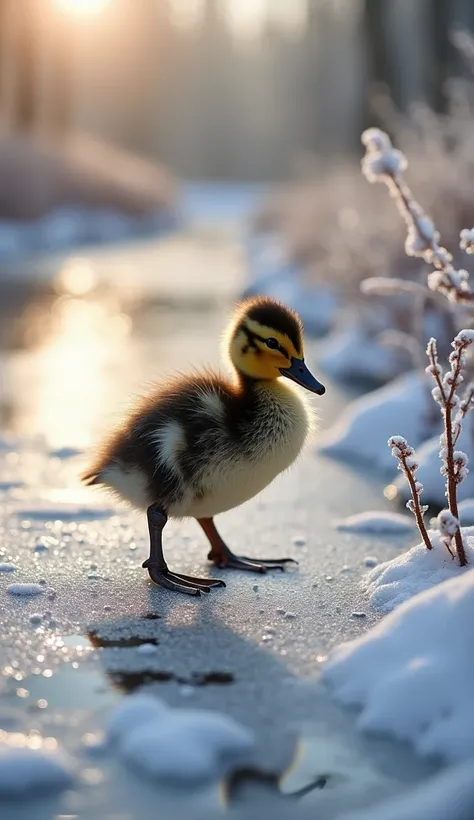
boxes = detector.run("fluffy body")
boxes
[84,373,312,518]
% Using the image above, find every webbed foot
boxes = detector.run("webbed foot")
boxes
[208,550,297,573]
[143,559,226,596]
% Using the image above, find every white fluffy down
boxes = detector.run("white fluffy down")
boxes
[335,511,415,535]
[0,745,72,796]
[365,529,474,611]
[324,569,474,763]
[108,694,254,784]
[341,760,474,820]
[318,371,435,474]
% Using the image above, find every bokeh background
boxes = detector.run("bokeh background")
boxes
[1,0,473,455]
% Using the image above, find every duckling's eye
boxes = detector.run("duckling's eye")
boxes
[265,337,279,350]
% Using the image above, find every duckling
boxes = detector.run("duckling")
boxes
[82,296,325,596]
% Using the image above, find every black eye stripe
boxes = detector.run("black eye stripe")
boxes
[239,324,290,359]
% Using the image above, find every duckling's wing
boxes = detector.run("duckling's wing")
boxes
[81,374,241,510]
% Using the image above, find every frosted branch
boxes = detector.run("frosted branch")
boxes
[361,128,474,304]
[387,435,432,550]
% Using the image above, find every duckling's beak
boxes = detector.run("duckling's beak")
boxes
[279,358,326,395]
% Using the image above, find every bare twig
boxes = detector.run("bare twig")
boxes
[388,436,432,550]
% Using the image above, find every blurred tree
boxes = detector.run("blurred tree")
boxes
[49,8,74,131]
[13,0,39,129]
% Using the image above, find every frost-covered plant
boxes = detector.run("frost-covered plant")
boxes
[361,127,474,566]
[388,435,432,550]
[361,127,474,304]
[425,331,474,566]
[388,331,474,566]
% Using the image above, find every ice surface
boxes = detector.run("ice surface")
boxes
[341,760,474,820]
[324,568,474,762]
[108,694,254,784]
[364,529,474,611]
[0,742,72,796]
[319,371,436,474]
[335,511,415,535]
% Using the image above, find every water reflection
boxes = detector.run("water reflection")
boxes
[1,243,231,450]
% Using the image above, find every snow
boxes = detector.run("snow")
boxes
[7,583,44,596]
[365,529,474,611]
[341,760,474,820]
[0,206,176,261]
[318,325,407,385]
[324,567,474,763]
[335,511,415,535]
[0,742,72,797]
[319,371,436,474]
[136,642,157,655]
[108,694,254,785]
[107,694,168,741]
[243,233,339,336]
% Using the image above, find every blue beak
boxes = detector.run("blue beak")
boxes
[279,358,326,396]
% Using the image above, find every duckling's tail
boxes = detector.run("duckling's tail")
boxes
[81,469,101,486]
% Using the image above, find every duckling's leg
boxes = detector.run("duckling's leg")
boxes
[197,518,297,573]
[143,505,226,596]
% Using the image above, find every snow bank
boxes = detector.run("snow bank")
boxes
[319,325,407,385]
[324,569,474,762]
[341,760,474,820]
[365,529,474,611]
[318,371,437,475]
[0,743,72,797]
[243,233,339,336]
[335,511,415,535]
[7,583,44,596]
[108,694,254,785]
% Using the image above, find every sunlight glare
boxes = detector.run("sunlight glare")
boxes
[224,0,268,39]
[55,0,112,16]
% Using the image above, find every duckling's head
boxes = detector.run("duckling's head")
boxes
[227,297,326,395]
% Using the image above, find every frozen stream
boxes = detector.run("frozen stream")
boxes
[0,210,437,818]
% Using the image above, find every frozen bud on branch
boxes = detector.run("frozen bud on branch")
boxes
[437,509,461,559]
[361,129,407,183]
[459,228,474,254]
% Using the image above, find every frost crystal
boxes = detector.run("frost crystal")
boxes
[460,227,474,253]
[438,510,460,536]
